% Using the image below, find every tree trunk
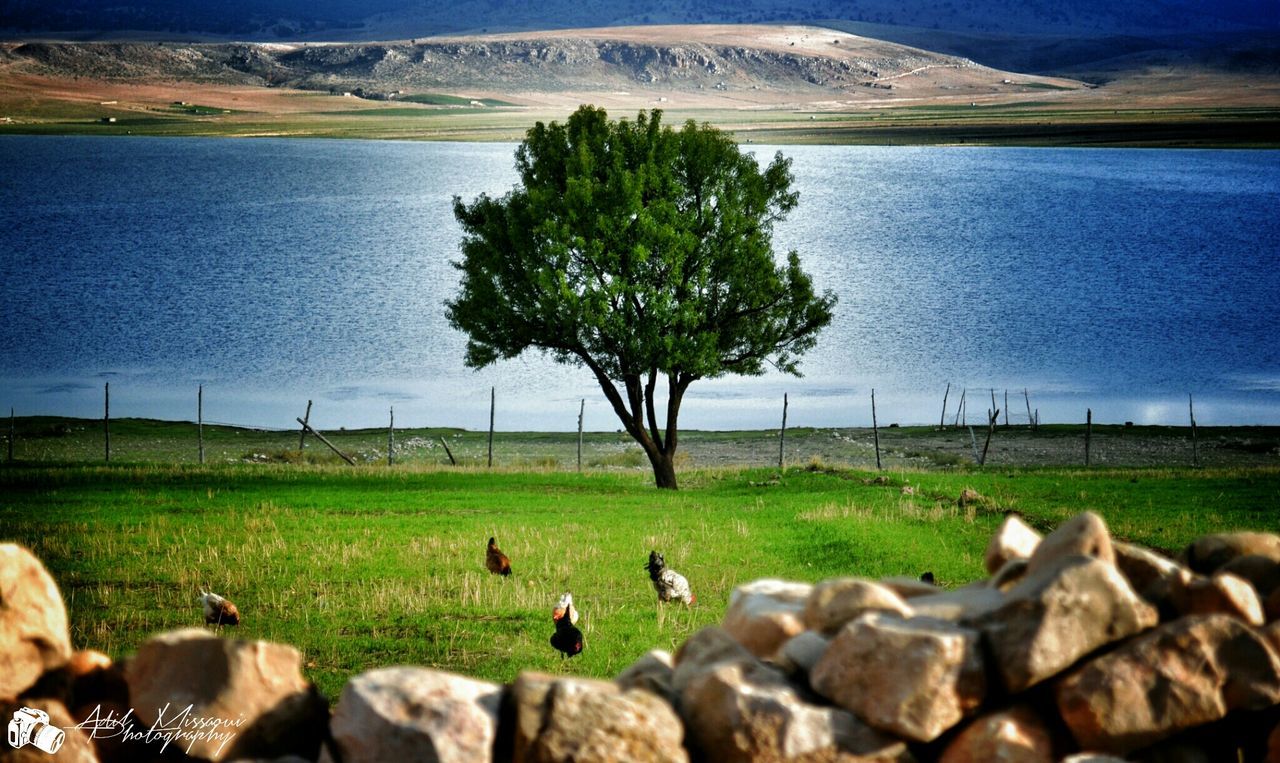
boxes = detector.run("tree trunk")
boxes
[646,447,679,490]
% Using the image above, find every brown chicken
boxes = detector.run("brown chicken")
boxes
[199,591,240,626]
[486,536,512,577]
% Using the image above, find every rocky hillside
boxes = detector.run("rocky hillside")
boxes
[0,26,1073,100]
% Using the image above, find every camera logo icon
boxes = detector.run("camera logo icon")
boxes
[7,707,65,754]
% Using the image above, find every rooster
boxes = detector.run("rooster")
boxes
[486,536,512,577]
[646,550,694,605]
[199,591,240,626]
[550,592,583,658]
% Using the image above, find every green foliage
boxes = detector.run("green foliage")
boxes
[447,106,836,487]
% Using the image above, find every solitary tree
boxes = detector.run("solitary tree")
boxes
[448,106,836,489]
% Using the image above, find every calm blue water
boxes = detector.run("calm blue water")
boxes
[1,136,1278,430]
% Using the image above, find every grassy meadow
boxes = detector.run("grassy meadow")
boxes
[2,420,1278,698]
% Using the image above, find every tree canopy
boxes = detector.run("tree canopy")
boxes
[448,105,836,488]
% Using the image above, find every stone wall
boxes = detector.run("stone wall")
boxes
[3,513,1280,763]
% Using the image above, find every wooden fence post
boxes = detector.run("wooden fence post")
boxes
[980,408,999,466]
[778,393,788,469]
[299,400,312,451]
[1024,389,1033,429]
[872,389,882,471]
[940,382,950,429]
[388,407,394,466]
[198,385,204,465]
[1085,408,1092,467]
[1004,390,1009,427]
[294,418,356,465]
[488,387,495,468]
[439,436,457,466]
[104,382,110,463]
[1189,394,1199,467]
[577,399,584,472]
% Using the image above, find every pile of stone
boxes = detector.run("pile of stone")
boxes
[3,513,1280,763]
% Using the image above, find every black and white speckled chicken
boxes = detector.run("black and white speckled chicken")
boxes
[646,550,694,605]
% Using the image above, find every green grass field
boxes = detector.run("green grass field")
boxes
[3,427,1278,698]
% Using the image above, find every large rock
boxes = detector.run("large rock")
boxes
[614,650,674,700]
[1219,554,1280,600]
[969,555,1157,693]
[803,578,913,636]
[0,698,97,763]
[721,579,812,660]
[910,584,1006,623]
[1025,511,1115,576]
[126,629,327,763]
[1182,532,1280,574]
[810,613,986,743]
[984,514,1042,575]
[937,705,1054,763]
[323,666,500,763]
[0,544,72,700]
[1113,542,1188,612]
[778,631,830,679]
[1055,614,1280,755]
[512,673,686,763]
[681,658,914,763]
[1177,572,1265,626]
[672,626,758,699]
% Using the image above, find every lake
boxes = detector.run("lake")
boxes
[1,136,1278,431]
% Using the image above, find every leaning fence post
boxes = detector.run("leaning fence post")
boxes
[872,389,882,470]
[388,407,394,466]
[980,408,999,466]
[439,436,457,466]
[939,382,950,429]
[488,386,495,468]
[1189,394,1199,467]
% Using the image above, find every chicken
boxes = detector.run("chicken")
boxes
[646,550,694,605]
[199,591,240,626]
[486,536,512,577]
[550,592,584,658]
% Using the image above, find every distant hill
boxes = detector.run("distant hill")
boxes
[3,0,1276,43]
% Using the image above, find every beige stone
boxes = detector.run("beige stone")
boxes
[1219,554,1280,600]
[937,705,1054,763]
[1055,614,1280,755]
[721,579,812,660]
[879,576,940,599]
[777,631,830,678]
[810,613,985,743]
[990,558,1029,591]
[127,629,327,762]
[1181,532,1280,574]
[0,544,72,700]
[908,584,1006,623]
[614,649,674,700]
[984,514,1042,574]
[682,659,914,763]
[671,626,757,699]
[323,666,500,763]
[0,698,97,763]
[1178,572,1265,626]
[1026,511,1115,576]
[1113,542,1187,612]
[804,578,913,636]
[514,674,687,763]
[969,555,1157,693]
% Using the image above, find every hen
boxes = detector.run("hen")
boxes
[646,550,694,605]
[486,536,512,577]
[199,591,240,626]
[550,592,584,658]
